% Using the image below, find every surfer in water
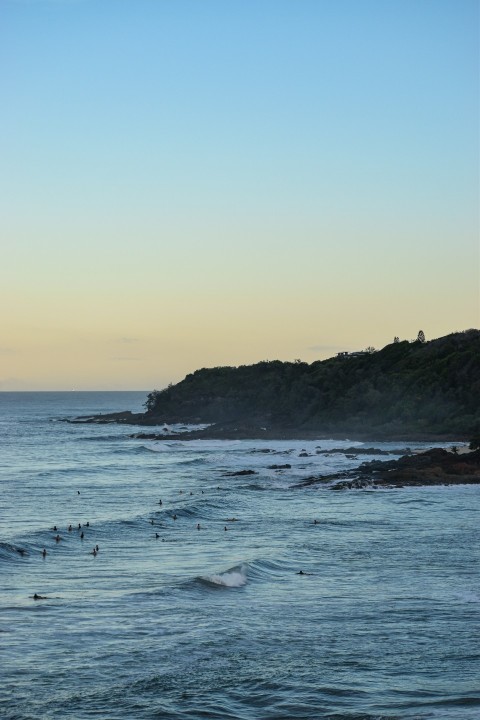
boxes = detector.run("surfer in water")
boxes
[31,594,48,600]
[42,549,47,557]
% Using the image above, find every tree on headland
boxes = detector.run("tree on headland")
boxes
[144,390,161,412]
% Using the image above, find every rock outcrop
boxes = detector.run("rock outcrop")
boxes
[297,448,480,489]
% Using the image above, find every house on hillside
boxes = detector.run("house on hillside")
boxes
[337,350,372,358]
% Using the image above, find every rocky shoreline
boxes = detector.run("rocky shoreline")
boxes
[66,412,480,488]
[66,412,464,443]
[296,447,480,489]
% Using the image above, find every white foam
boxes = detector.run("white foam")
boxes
[203,567,247,587]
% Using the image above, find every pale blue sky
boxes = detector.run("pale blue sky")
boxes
[1,0,478,389]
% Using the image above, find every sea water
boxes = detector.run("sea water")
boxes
[0,392,479,720]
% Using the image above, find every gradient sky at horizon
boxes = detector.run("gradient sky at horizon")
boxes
[1,0,479,390]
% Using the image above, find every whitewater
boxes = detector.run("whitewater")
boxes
[1,392,479,719]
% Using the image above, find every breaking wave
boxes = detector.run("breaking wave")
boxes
[198,564,248,588]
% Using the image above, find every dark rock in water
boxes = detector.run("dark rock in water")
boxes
[298,448,480,490]
[331,478,374,491]
[378,448,480,487]
[223,469,258,477]
[67,411,147,425]
[299,452,309,457]
[268,464,292,470]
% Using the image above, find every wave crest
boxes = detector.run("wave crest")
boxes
[200,565,247,588]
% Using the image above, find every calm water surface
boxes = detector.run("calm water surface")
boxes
[1,392,479,719]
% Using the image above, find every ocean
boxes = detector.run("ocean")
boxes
[1,392,479,720]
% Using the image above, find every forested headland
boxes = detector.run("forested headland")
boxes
[138,329,480,440]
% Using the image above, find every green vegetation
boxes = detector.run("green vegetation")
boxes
[144,330,480,437]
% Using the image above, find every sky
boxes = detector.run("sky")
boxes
[1,0,479,391]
